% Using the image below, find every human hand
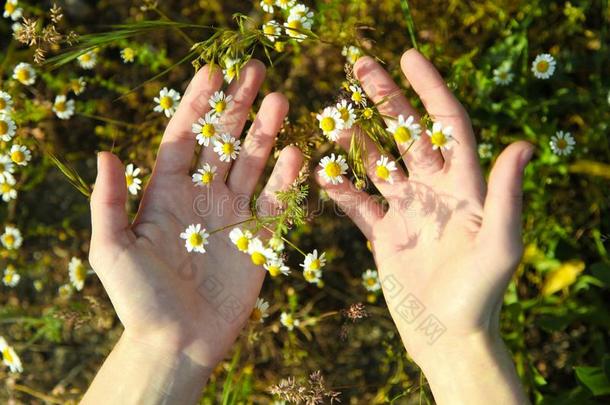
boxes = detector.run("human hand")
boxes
[318,49,532,404]
[89,60,303,372]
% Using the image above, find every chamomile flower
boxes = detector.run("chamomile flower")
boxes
[209,91,233,116]
[213,134,241,162]
[0,154,15,182]
[2,266,20,287]
[52,95,75,120]
[193,111,222,147]
[68,257,88,291]
[336,100,356,129]
[386,114,421,145]
[0,175,17,202]
[0,114,16,142]
[264,257,290,277]
[58,283,73,299]
[531,54,556,79]
[268,235,285,252]
[362,269,381,292]
[550,130,576,156]
[1,225,22,250]
[12,63,36,86]
[3,0,22,21]
[289,4,314,20]
[301,249,326,284]
[349,84,367,107]
[260,0,275,13]
[275,0,296,9]
[478,143,493,159]
[492,65,514,86]
[280,312,300,331]
[77,49,98,70]
[250,298,270,323]
[223,57,240,83]
[125,164,142,195]
[342,45,363,64]
[70,77,87,95]
[120,47,136,63]
[180,224,210,254]
[229,228,253,253]
[316,106,344,141]
[10,144,31,166]
[426,122,454,150]
[192,164,217,187]
[247,237,276,266]
[375,156,398,184]
[154,87,181,118]
[284,12,313,42]
[318,154,348,185]
[0,337,22,373]
[0,91,13,113]
[262,20,282,42]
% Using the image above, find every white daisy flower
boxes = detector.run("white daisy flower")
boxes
[249,297,270,323]
[0,114,16,142]
[193,111,222,147]
[260,0,275,13]
[335,100,356,129]
[209,91,233,116]
[2,266,20,287]
[262,20,282,42]
[12,63,36,86]
[550,130,575,156]
[264,257,290,277]
[247,237,276,266]
[192,163,217,187]
[213,134,241,162]
[1,225,22,250]
[0,91,13,114]
[288,4,314,20]
[492,65,514,86]
[284,7,313,42]
[3,0,22,21]
[280,312,300,331]
[229,228,253,253]
[316,106,344,141]
[268,235,285,252]
[52,95,76,120]
[77,50,98,70]
[0,336,23,374]
[154,87,181,118]
[375,156,398,184]
[386,114,421,145]
[349,84,367,107]
[0,154,15,182]
[68,257,88,291]
[362,269,381,292]
[301,249,326,284]
[120,47,136,63]
[531,54,556,79]
[10,144,31,166]
[125,163,142,195]
[180,224,210,254]
[318,153,348,185]
[342,45,363,65]
[426,122,454,151]
[70,77,87,95]
[478,143,493,159]
[275,0,296,10]
[223,57,240,83]
[0,175,17,202]
[58,283,73,299]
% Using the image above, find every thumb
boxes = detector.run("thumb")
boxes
[90,152,130,250]
[480,141,534,264]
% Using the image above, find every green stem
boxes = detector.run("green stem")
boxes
[152,7,195,46]
[208,217,256,235]
[399,0,419,51]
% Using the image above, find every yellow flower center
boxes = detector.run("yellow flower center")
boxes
[264,25,276,36]
[0,120,8,135]
[309,259,321,270]
[80,53,91,62]
[4,234,14,246]
[125,175,133,186]
[1,183,11,193]
[274,42,286,52]
[304,269,317,282]
[250,308,262,322]
[189,232,204,247]
[320,117,336,132]
[430,131,447,147]
[201,123,216,138]
[352,92,362,103]
[2,347,13,364]
[376,165,390,180]
[366,278,376,286]
[222,142,234,155]
[214,100,227,114]
[338,107,350,122]
[287,19,302,32]
[160,96,174,110]
[236,236,249,251]
[394,126,412,143]
[263,0,273,4]
[324,162,341,178]
[11,150,24,164]
[55,101,66,112]
[251,252,266,266]
[75,264,87,282]
[0,99,6,110]
[268,265,281,277]
[536,60,549,73]
[123,48,134,61]
[4,272,14,283]
[16,69,30,83]
[556,139,567,149]
[201,172,214,185]
[363,108,373,119]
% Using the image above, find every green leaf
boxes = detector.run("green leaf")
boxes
[575,366,610,396]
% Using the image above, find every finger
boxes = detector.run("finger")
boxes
[480,141,534,267]
[315,171,384,240]
[154,65,223,176]
[227,92,289,197]
[199,60,267,180]
[90,152,132,250]
[353,56,444,176]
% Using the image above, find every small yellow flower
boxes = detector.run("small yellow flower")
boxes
[192,163,217,187]
[250,298,270,323]
[121,47,136,63]
[229,228,253,252]
[180,224,210,254]
[541,260,585,296]
[318,154,348,185]
[426,122,454,151]
[68,257,88,291]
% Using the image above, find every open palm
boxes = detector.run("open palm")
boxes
[89,60,303,369]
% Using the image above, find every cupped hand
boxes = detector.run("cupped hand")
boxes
[318,49,533,364]
[89,60,303,369]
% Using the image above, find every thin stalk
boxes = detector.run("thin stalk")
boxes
[400,0,419,51]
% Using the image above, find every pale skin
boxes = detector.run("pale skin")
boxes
[84,50,532,404]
